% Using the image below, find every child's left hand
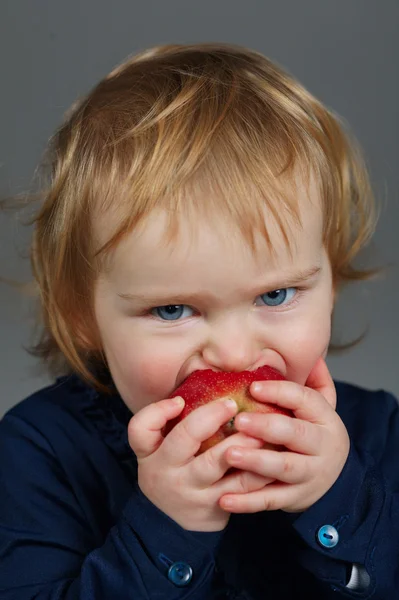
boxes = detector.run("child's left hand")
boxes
[220,357,350,514]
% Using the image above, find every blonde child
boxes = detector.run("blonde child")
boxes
[1,43,398,599]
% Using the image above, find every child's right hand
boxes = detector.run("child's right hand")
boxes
[128,396,273,532]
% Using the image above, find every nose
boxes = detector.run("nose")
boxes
[201,315,261,372]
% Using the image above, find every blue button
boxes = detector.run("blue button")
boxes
[168,561,193,586]
[317,524,339,548]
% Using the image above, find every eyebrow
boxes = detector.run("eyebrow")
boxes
[117,264,322,306]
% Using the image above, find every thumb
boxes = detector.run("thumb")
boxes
[127,396,185,460]
[305,357,336,410]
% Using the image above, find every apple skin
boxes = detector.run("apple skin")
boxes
[164,366,292,454]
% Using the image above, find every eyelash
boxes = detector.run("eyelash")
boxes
[141,287,306,322]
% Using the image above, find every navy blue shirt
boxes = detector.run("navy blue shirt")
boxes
[0,374,398,598]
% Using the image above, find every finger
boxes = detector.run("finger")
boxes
[234,412,321,455]
[249,379,333,425]
[305,357,336,410]
[215,468,275,498]
[161,397,239,465]
[128,396,185,459]
[219,480,302,513]
[190,432,265,487]
[224,447,312,484]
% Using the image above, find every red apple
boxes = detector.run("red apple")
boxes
[164,366,292,454]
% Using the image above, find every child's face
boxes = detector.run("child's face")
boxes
[94,185,334,415]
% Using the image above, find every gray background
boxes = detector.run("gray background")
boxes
[0,0,398,416]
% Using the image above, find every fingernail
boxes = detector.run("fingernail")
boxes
[224,398,237,410]
[229,448,243,460]
[236,413,251,425]
[252,383,262,393]
[222,497,234,508]
[173,396,185,407]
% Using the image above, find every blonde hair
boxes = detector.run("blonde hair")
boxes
[2,43,381,393]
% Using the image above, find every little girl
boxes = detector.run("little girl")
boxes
[1,43,398,599]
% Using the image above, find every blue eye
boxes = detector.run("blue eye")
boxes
[151,305,194,321]
[258,288,296,307]
[150,288,298,321]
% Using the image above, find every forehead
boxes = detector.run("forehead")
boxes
[97,178,323,283]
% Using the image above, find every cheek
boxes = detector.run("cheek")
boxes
[94,297,189,411]
[283,312,332,385]
[130,355,178,397]
[105,334,184,412]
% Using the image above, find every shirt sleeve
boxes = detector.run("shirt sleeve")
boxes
[0,412,225,599]
[289,390,399,598]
